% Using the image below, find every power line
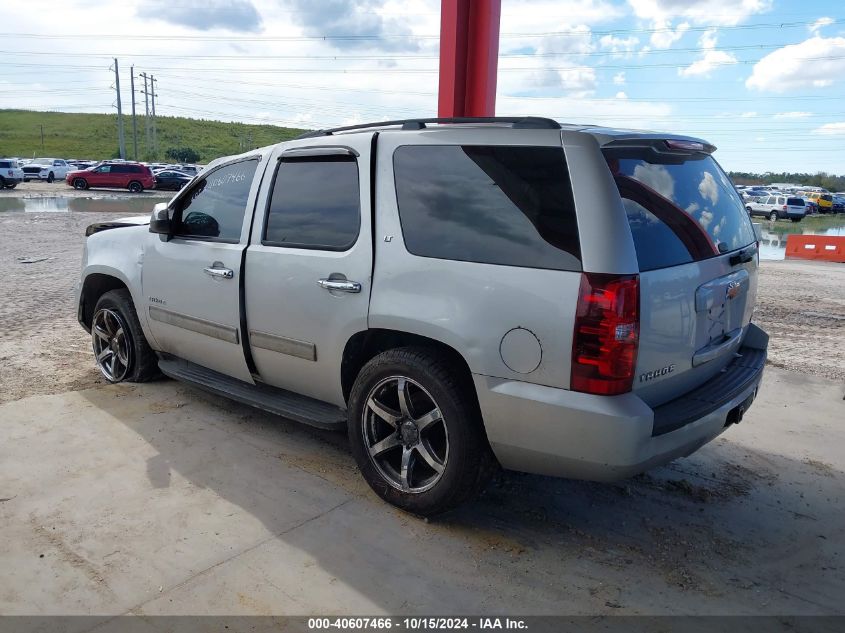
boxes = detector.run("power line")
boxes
[2,18,840,41]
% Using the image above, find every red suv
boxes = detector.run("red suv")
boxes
[66,162,155,193]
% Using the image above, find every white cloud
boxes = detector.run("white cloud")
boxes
[679,50,737,76]
[649,20,689,49]
[497,94,673,131]
[679,28,737,76]
[628,0,772,27]
[746,36,845,92]
[613,71,626,85]
[811,122,845,135]
[698,172,719,206]
[599,34,640,54]
[633,163,675,199]
[628,0,770,51]
[615,91,628,99]
[740,111,758,118]
[809,17,834,34]
[773,111,812,119]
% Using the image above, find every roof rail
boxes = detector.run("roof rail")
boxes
[294,116,561,139]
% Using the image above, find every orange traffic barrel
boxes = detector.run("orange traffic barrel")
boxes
[785,234,845,262]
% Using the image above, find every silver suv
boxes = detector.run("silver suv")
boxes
[76,117,768,515]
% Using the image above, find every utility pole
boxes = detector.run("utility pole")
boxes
[114,58,126,159]
[40,124,44,151]
[130,65,138,160]
[150,75,158,156]
[141,72,151,156]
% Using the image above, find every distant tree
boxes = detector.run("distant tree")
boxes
[165,147,200,163]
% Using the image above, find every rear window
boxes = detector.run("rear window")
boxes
[393,145,581,271]
[787,198,805,206]
[605,149,756,271]
[0,161,9,168]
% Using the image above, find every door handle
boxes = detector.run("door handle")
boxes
[317,278,361,293]
[204,266,234,279]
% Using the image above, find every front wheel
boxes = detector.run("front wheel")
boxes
[769,211,778,221]
[47,172,54,183]
[127,181,143,193]
[5,183,17,189]
[347,347,495,517]
[91,289,159,383]
[73,178,88,190]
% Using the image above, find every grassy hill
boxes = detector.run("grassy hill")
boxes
[0,109,305,163]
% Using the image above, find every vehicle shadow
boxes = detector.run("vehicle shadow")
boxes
[79,380,844,615]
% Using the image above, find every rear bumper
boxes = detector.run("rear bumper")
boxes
[475,324,768,482]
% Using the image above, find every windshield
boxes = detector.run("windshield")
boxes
[605,149,756,271]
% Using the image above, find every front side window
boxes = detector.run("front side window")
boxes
[392,145,581,270]
[94,165,111,173]
[173,159,258,242]
[263,156,360,250]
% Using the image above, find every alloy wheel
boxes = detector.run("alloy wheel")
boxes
[362,376,449,493]
[92,308,131,382]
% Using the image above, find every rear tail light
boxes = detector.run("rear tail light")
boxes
[783,205,787,211]
[571,273,639,396]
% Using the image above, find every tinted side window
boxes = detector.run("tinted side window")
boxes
[393,145,581,270]
[263,157,360,250]
[0,161,9,168]
[112,165,128,174]
[174,159,258,242]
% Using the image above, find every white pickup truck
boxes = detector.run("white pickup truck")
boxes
[21,158,71,182]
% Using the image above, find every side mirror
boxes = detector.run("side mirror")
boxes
[149,203,172,237]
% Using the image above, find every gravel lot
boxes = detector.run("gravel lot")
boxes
[0,201,843,616]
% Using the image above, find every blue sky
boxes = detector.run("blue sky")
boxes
[1,0,844,173]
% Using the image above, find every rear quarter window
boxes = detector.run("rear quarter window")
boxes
[393,145,581,271]
[605,148,756,271]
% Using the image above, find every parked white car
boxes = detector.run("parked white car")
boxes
[0,158,24,189]
[746,194,806,222]
[22,158,71,182]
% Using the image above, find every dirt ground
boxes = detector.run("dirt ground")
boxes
[0,201,843,617]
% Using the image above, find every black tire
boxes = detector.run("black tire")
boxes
[73,178,88,190]
[769,211,778,221]
[6,183,17,189]
[92,289,159,383]
[790,217,802,222]
[128,181,143,193]
[0,176,5,188]
[347,347,496,517]
[47,172,54,183]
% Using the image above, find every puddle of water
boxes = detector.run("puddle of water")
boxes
[0,195,170,215]
[758,215,845,260]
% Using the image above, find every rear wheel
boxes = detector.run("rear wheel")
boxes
[791,217,802,222]
[73,178,88,190]
[128,181,143,193]
[91,289,159,383]
[347,347,495,517]
[6,183,17,189]
[769,211,778,221]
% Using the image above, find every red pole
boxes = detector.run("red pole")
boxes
[438,0,501,118]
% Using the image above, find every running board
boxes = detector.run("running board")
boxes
[158,359,347,431]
